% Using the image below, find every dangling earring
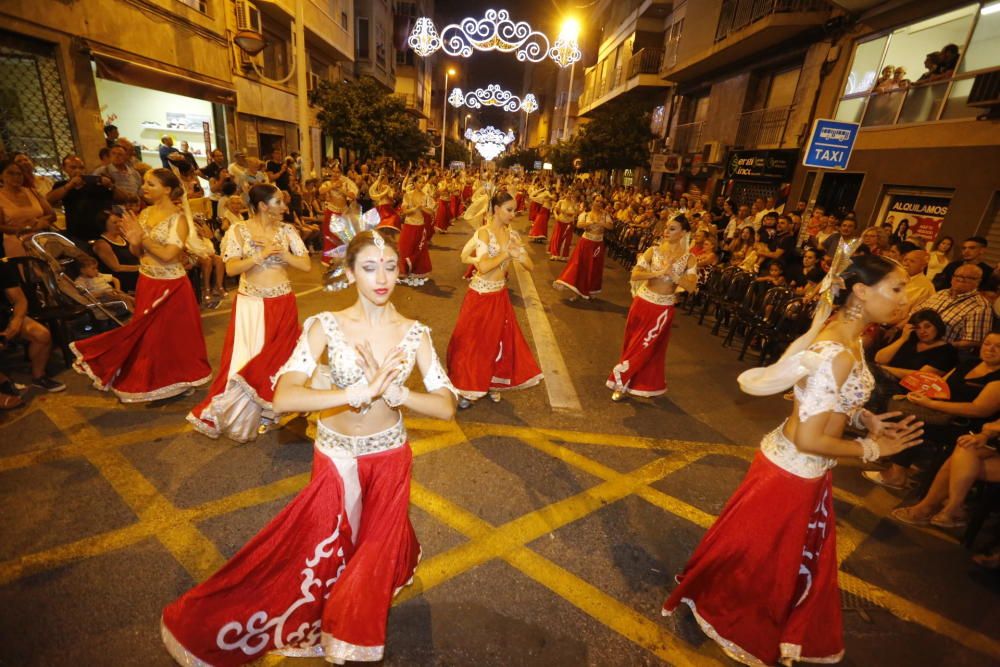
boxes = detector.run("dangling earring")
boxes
[844,299,864,321]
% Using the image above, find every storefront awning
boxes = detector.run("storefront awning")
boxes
[88,44,236,106]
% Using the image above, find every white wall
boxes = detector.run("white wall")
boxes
[94,77,215,167]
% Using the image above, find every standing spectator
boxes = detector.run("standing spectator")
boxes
[227,151,247,183]
[93,145,142,202]
[822,217,858,258]
[12,153,53,196]
[158,136,179,169]
[238,158,266,205]
[97,146,112,169]
[103,124,119,148]
[265,148,293,192]
[0,158,56,258]
[920,264,993,350]
[0,257,66,391]
[199,149,230,197]
[178,141,199,170]
[933,236,997,292]
[47,155,120,242]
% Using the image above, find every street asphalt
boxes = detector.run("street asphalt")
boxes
[0,211,997,666]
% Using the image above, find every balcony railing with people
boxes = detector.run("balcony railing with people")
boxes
[715,0,828,42]
[672,121,704,154]
[734,105,792,148]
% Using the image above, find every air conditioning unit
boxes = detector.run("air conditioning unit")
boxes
[702,140,725,164]
[234,0,263,71]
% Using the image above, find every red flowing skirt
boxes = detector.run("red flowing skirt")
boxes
[606,296,674,397]
[462,185,473,202]
[434,200,452,231]
[71,274,211,402]
[528,206,550,240]
[516,193,526,211]
[528,200,539,220]
[449,194,462,219]
[398,223,431,278]
[554,237,605,299]
[376,204,401,230]
[188,292,300,443]
[547,221,573,259]
[663,451,843,666]
[447,286,543,399]
[322,210,346,263]
[162,439,419,666]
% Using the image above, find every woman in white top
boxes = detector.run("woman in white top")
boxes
[926,235,953,282]
[71,168,211,402]
[554,198,613,300]
[188,183,311,442]
[162,230,457,665]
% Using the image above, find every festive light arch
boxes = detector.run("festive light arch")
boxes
[448,85,538,113]
[465,125,516,161]
[407,9,579,67]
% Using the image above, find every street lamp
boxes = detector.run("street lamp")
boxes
[233,0,312,178]
[441,67,456,169]
[554,18,581,140]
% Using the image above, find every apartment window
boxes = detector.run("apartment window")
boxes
[357,17,370,60]
[376,24,387,68]
[175,0,207,13]
[664,18,685,70]
[835,3,997,127]
[766,68,801,108]
[261,26,290,79]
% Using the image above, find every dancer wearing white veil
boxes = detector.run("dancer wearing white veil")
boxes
[663,243,924,666]
[607,215,697,402]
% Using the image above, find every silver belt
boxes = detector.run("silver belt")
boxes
[239,278,293,298]
[315,418,406,457]
[470,275,506,293]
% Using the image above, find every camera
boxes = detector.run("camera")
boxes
[82,174,99,186]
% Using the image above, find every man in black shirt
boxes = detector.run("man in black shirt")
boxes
[199,148,231,195]
[933,235,998,292]
[757,213,798,273]
[265,147,293,192]
[47,155,120,243]
[0,259,66,392]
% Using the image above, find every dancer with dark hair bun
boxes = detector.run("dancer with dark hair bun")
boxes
[188,183,311,442]
[663,250,924,666]
[163,229,457,666]
[71,168,211,402]
[448,190,542,408]
[607,215,697,402]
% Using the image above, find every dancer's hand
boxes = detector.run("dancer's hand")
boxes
[858,409,902,437]
[875,415,924,457]
[356,343,404,399]
[120,211,143,246]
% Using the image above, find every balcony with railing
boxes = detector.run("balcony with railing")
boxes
[661,0,828,83]
[578,47,668,116]
[393,93,427,118]
[734,105,792,148]
[672,121,704,154]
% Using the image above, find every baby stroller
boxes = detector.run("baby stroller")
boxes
[24,231,132,327]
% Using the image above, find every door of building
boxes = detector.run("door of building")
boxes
[815,172,864,218]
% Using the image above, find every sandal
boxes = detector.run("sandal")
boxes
[0,393,23,410]
[862,470,907,490]
[890,506,932,526]
[929,512,967,529]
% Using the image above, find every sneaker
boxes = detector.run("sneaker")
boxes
[0,380,24,396]
[0,393,23,409]
[32,376,66,393]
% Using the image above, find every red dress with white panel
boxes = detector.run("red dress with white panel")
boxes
[547,199,576,260]
[163,313,457,666]
[447,228,543,400]
[663,341,873,666]
[70,210,211,402]
[528,191,552,240]
[606,248,693,398]
[554,212,608,299]
[187,222,308,443]
[397,192,431,285]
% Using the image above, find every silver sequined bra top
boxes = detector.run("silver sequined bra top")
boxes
[272,311,456,396]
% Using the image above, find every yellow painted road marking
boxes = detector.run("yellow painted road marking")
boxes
[511,257,583,413]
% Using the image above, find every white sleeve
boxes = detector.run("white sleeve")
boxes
[220,225,244,262]
[419,327,458,397]
[271,314,326,388]
[285,225,309,257]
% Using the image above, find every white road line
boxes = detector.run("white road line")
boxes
[200,285,325,319]
[511,258,583,414]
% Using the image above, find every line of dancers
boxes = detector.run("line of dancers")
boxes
[65,164,924,666]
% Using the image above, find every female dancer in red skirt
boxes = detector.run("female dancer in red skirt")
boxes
[528,185,553,242]
[71,168,211,402]
[526,180,541,220]
[396,177,431,285]
[663,252,923,666]
[449,176,463,219]
[448,191,542,408]
[369,170,400,230]
[187,184,311,443]
[554,198,613,300]
[606,216,697,402]
[321,189,350,266]
[433,176,453,233]
[162,230,458,666]
[547,190,578,261]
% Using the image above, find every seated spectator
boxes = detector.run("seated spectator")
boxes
[756,214,797,270]
[927,235,954,282]
[0,257,66,392]
[859,227,882,255]
[0,158,56,258]
[186,214,226,306]
[790,247,826,296]
[724,226,756,268]
[92,210,140,293]
[47,154,123,242]
[933,236,997,292]
[217,183,246,232]
[695,235,720,289]
[821,216,857,258]
[874,309,958,379]
[199,148,231,198]
[755,260,786,288]
[895,248,935,317]
[12,153,53,196]
[891,419,1000,528]
[810,212,839,250]
[74,256,135,310]
[865,332,1000,489]
[920,264,993,351]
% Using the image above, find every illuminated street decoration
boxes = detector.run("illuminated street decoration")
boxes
[465,125,516,161]
[448,85,537,113]
[407,9,566,64]
[408,17,442,57]
[548,29,581,68]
